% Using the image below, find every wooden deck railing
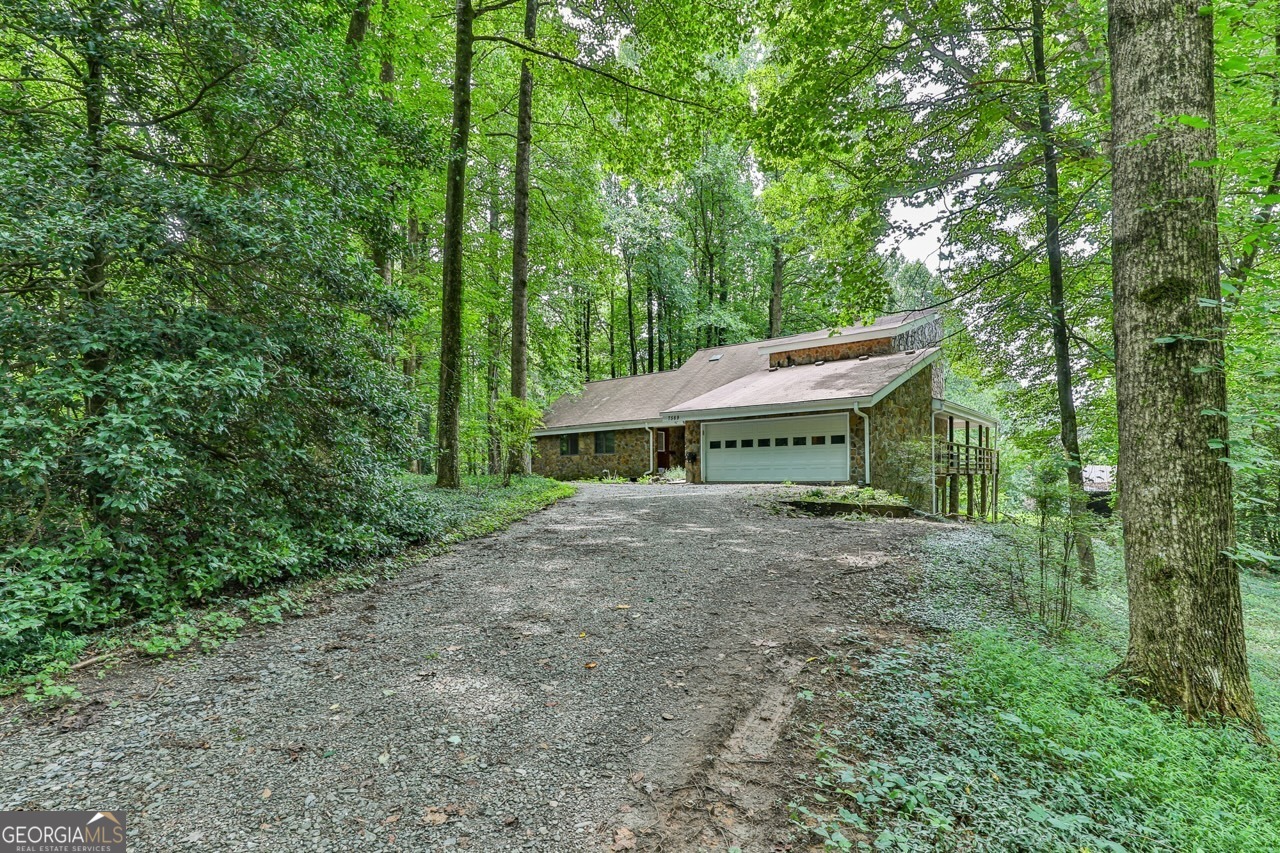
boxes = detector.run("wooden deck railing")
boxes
[934,440,999,521]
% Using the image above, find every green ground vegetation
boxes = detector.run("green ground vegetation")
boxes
[791,522,1280,852]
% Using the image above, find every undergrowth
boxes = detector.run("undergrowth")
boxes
[792,524,1280,852]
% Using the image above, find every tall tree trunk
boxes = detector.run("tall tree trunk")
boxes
[608,282,617,379]
[506,0,536,478]
[486,187,503,475]
[345,0,371,43]
[486,312,502,473]
[1110,0,1264,734]
[583,298,592,381]
[656,285,666,372]
[435,0,476,489]
[625,253,638,374]
[82,2,109,517]
[1032,0,1097,586]
[769,236,785,338]
[646,276,655,372]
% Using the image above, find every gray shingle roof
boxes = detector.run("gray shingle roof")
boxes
[664,348,939,417]
[536,312,936,433]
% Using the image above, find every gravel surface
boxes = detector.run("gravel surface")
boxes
[1,483,930,851]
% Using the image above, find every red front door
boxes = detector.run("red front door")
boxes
[655,428,670,470]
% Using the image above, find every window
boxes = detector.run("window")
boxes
[560,434,579,456]
[812,435,827,445]
[742,439,754,448]
[758,438,771,447]
[776,437,788,447]
[656,430,667,452]
[831,434,846,445]
[594,430,615,454]
[725,439,738,449]
[794,436,808,446]
[709,440,722,449]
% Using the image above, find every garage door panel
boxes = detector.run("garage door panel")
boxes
[703,413,849,483]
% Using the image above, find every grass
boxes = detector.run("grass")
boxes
[3,475,574,703]
[792,522,1280,852]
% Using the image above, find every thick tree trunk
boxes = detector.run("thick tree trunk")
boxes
[345,0,371,43]
[506,0,535,478]
[1110,0,1264,734]
[1032,0,1097,586]
[769,237,784,338]
[435,0,475,489]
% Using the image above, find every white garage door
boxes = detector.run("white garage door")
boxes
[702,413,850,483]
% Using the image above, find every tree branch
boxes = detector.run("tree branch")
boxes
[472,35,712,110]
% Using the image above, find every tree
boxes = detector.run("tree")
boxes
[506,0,537,477]
[434,0,480,488]
[1110,0,1264,733]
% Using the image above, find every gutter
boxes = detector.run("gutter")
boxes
[642,426,655,477]
[853,404,871,486]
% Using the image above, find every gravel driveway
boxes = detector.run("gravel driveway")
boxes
[1,483,927,852]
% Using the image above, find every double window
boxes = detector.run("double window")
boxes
[560,434,580,456]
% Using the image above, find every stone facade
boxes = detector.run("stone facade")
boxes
[866,368,934,509]
[890,315,942,352]
[769,338,892,368]
[768,315,943,369]
[533,427,651,480]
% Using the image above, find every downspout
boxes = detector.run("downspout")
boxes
[853,404,871,486]
[642,426,655,477]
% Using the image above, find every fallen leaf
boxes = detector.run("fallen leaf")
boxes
[611,826,637,850]
[584,662,598,670]
[378,751,390,766]
[423,807,449,826]
[578,632,587,639]
[613,605,631,611]
[261,788,272,800]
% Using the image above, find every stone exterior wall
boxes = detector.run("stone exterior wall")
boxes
[848,411,867,485]
[768,315,943,369]
[532,427,651,480]
[769,338,892,368]
[890,315,942,352]
[867,368,935,509]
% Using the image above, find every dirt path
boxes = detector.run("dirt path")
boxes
[0,484,931,852]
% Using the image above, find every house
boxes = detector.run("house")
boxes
[532,310,999,515]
